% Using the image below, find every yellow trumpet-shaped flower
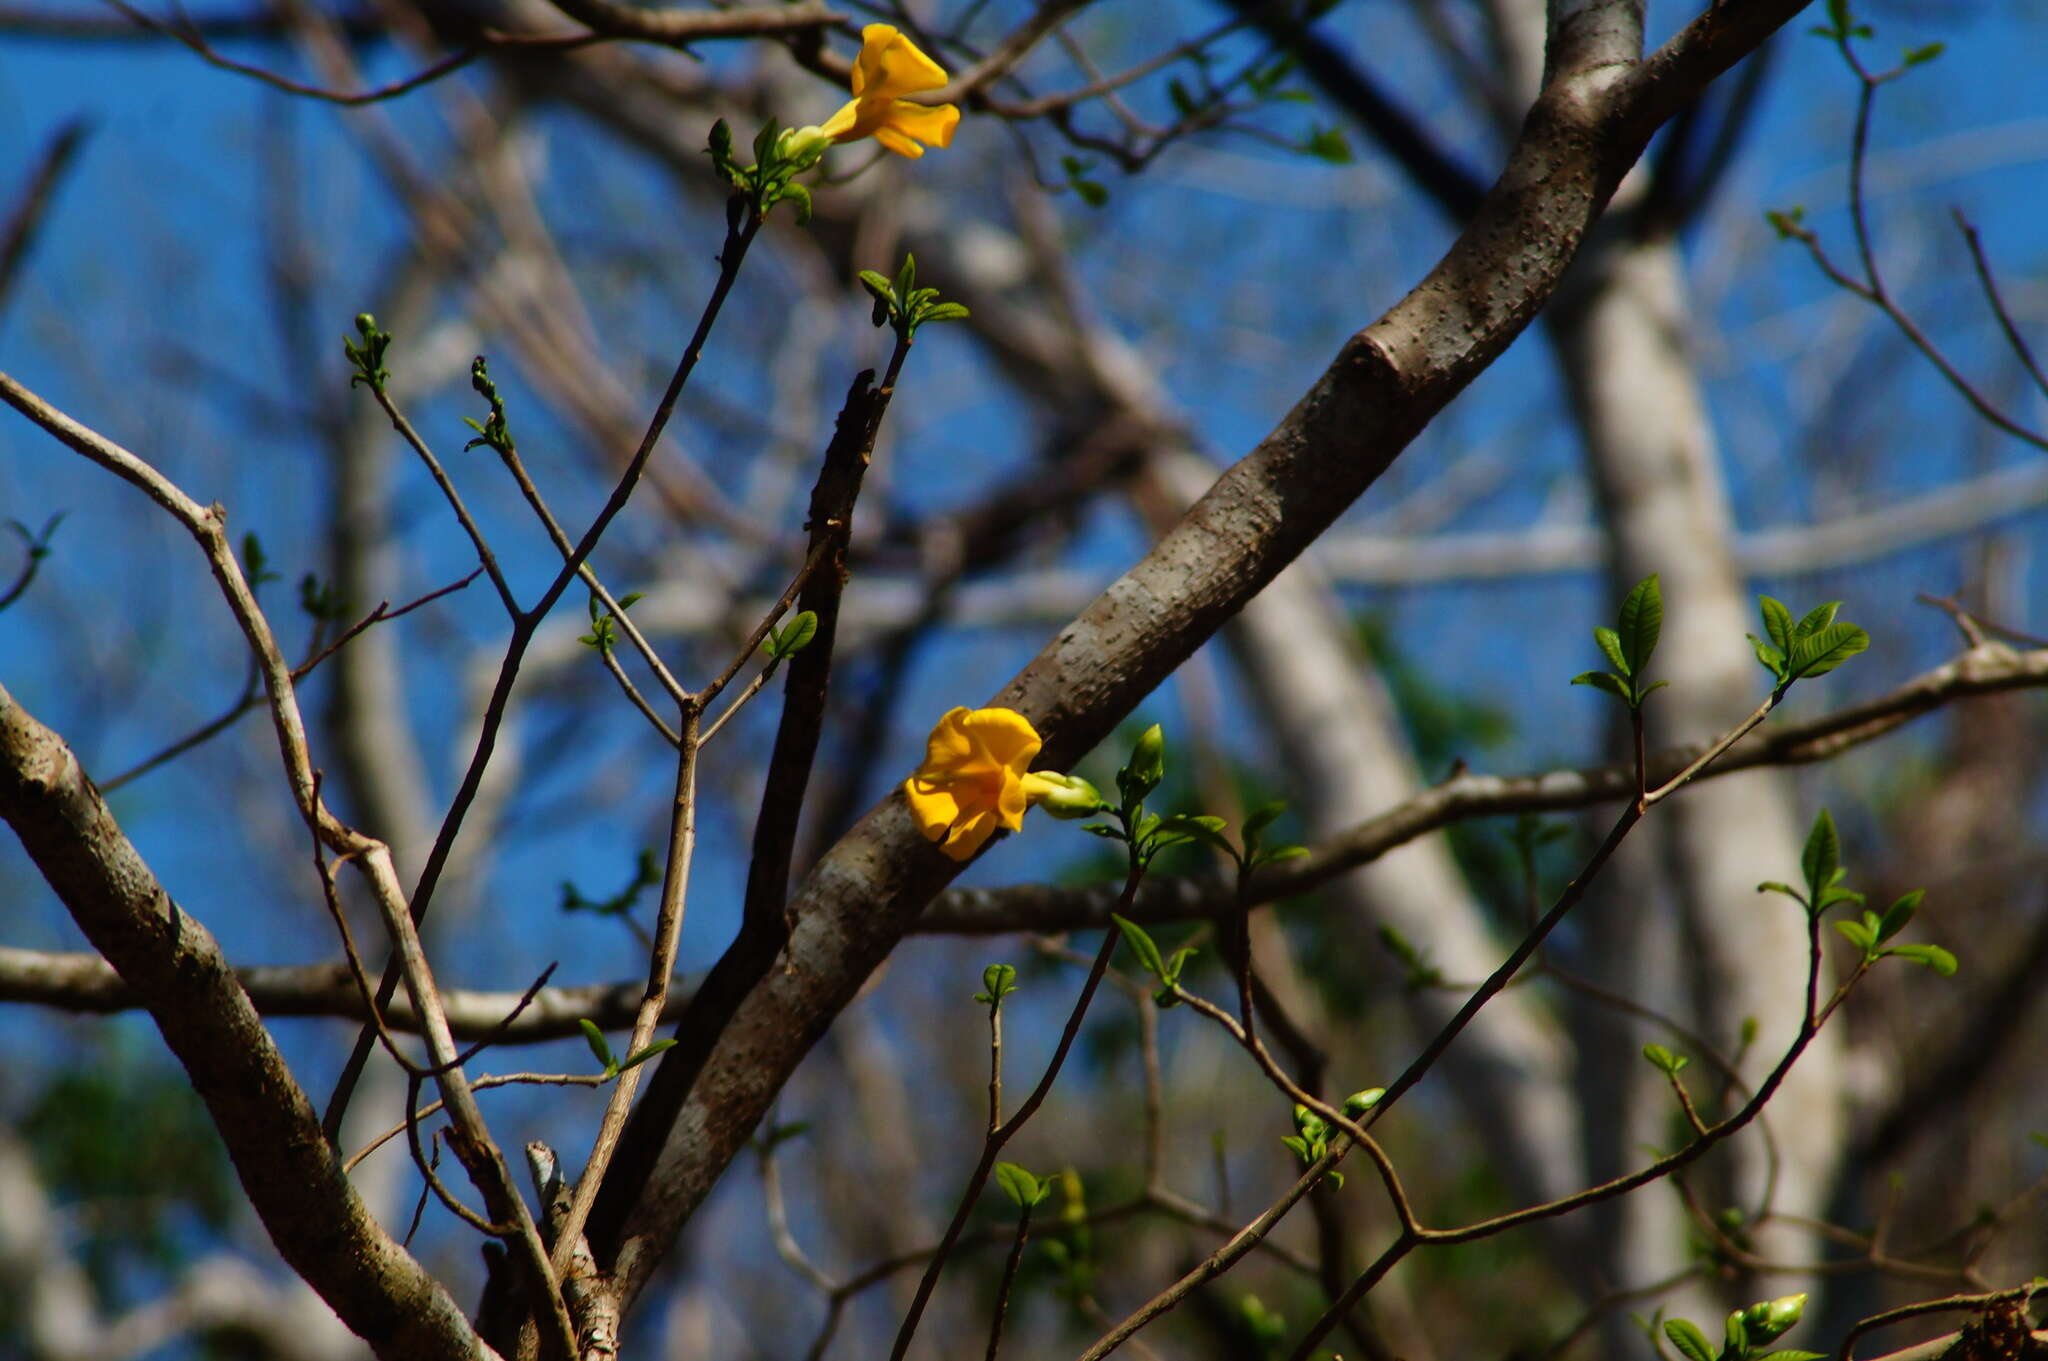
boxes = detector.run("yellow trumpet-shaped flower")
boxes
[904,707,1063,861]
[818,24,961,159]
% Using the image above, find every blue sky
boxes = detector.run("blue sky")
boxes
[4,0,2047,1348]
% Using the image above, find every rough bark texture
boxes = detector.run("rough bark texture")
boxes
[0,683,494,1361]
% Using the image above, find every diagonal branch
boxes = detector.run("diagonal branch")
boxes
[587,0,1821,1306]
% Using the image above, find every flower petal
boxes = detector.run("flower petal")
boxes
[853,24,949,100]
[882,100,959,154]
[871,125,927,159]
[818,97,862,143]
[917,706,975,771]
[958,707,1042,772]
[903,776,963,843]
[941,806,1000,861]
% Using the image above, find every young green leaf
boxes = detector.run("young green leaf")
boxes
[976,962,1018,1005]
[1643,1043,1689,1075]
[1594,625,1629,677]
[1800,810,1840,903]
[1875,889,1923,943]
[1618,573,1662,677]
[578,1019,617,1073]
[1760,596,1795,654]
[1572,670,1632,703]
[1787,622,1870,679]
[1111,914,1166,981]
[619,1038,676,1073]
[1664,1318,1715,1361]
[993,1161,1046,1209]
[1886,943,1958,977]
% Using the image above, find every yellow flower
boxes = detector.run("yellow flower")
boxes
[904,707,1062,860]
[818,24,961,159]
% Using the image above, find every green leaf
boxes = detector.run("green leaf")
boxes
[1792,600,1840,638]
[1758,1352,1827,1361]
[1825,0,1850,34]
[1760,596,1795,654]
[1643,1043,1689,1075]
[778,180,813,225]
[1072,177,1108,208]
[1244,801,1287,840]
[1571,671,1632,704]
[578,1019,616,1072]
[1618,574,1662,677]
[1162,944,1200,986]
[1833,918,1875,952]
[1801,810,1840,902]
[993,1161,1045,1209]
[1748,634,1788,680]
[976,963,1018,1005]
[1756,881,1804,903]
[1301,125,1351,164]
[1902,41,1944,67]
[751,117,781,168]
[857,270,895,305]
[1765,206,1808,240]
[919,301,971,324]
[1887,943,1958,977]
[619,1038,676,1072]
[1876,889,1923,943]
[1787,622,1870,679]
[1594,625,1629,676]
[1111,914,1166,981]
[1664,1318,1715,1361]
[769,610,818,659]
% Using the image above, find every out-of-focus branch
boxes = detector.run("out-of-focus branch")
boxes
[0,946,691,1040]
[916,641,2048,934]
[0,116,88,316]
[535,0,840,48]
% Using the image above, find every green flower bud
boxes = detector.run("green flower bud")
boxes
[1029,771,1106,819]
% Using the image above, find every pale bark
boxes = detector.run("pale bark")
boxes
[588,0,1822,1303]
[0,683,495,1361]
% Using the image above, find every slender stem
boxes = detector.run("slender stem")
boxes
[987,997,1004,1133]
[321,205,762,1139]
[550,702,701,1276]
[370,387,520,617]
[983,1207,1034,1361]
[889,861,1143,1361]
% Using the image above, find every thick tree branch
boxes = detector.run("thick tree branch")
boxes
[589,0,1818,1304]
[0,685,494,1361]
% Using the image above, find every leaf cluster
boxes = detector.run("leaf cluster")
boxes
[1758,810,1957,976]
[1572,574,1668,710]
[857,253,970,343]
[462,355,515,456]
[1747,596,1869,689]
[1662,1292,1818,1361]
[577,1019,676,1081]
[706,118,817,225]
[342,312,391,392]
[577,590,645,658]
